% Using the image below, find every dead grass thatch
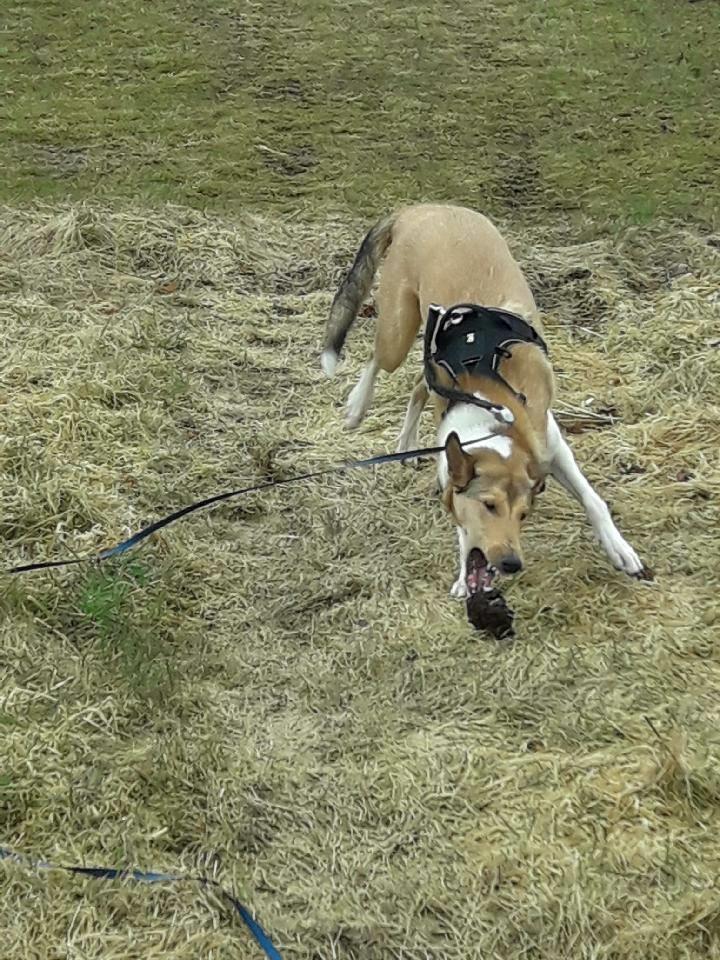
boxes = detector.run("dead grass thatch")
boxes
[1,203,720,959]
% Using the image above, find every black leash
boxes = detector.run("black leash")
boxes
[6,436,494,575]
[0,846,281,959]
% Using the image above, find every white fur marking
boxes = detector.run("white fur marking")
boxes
[472,391,514,425]
[450,527,468,598]
[320,349,338,378]
[396,383,428,455]
[436,400,512,489]
[546,413,643,575]
[477,434,513,458]
[346,359,379,428]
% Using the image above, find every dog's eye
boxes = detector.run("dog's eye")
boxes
[483,501,497,513]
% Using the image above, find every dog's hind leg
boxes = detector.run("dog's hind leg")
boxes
[345,281,421,430]
[374,282,422,375]
[396,373,429,455]
[345,358,379,429]
[546,414,643,576]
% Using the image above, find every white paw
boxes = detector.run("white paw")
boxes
[595,523,644,576]
[345,410,362,430]
[450,577,468,599]
[345,389,367,430]
[320,349,338,378]
[395,434,420,464]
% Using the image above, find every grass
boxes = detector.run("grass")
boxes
[77,560,180,701]
[1,0,718,227]
[1,203,719,958]
[1,1,720,957]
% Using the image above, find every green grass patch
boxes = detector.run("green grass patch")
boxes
[1,0,717,227]
[78,560,178,702]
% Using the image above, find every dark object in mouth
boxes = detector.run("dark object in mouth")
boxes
[466,588,515,640]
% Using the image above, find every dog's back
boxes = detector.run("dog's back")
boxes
[384,204,538,326]
[321,202,551,433]
[321,203,645,589]
[321,203,541,379]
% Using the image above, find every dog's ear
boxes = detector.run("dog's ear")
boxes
[445,432,474,492]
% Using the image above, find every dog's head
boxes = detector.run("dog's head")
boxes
[442,431,545,594]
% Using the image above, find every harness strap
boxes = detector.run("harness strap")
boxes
[424,302,547,411]
[423,306,510,418]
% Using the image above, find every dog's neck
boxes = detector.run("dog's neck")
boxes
[439,397,511,452]
[436,400,508,491]
[436,377,540,489]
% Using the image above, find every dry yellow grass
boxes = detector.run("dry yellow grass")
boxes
[1,204,720,959]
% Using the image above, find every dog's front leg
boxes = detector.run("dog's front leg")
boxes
[450,527,469,598]
[546,414,643,576]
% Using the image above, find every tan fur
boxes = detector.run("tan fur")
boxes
[437,370,550,570]
[324,202,644,586]
[372,204,541,365]
[432,368,550,467]
[325,202,554,440]
[326,203,557,576]
[443,430,537,571]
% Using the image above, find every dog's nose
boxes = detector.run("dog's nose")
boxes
[499,555,523,574]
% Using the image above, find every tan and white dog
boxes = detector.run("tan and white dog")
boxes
[321,203,644,599]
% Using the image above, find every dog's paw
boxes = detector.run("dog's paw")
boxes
[344,397,364,430]
[450,577,468,599]
[596,525,644,576]
[395,446,416,465]
[395,434,420,464]
[345,376,374,430]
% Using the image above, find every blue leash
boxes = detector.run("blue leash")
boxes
[0,846,282,959]
[6,435,492,575]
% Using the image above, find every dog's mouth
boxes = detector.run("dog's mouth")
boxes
[466,548,498,595]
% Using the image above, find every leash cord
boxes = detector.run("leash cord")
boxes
[6,435,493,575]
[0,846,281,959]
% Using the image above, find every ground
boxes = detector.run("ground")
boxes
[1,3,720,959]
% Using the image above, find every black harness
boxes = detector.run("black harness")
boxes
[423,302,548,414]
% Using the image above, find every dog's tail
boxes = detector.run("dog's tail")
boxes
[320,212,396,377]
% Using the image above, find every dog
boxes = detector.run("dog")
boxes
[320,203,644,599]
